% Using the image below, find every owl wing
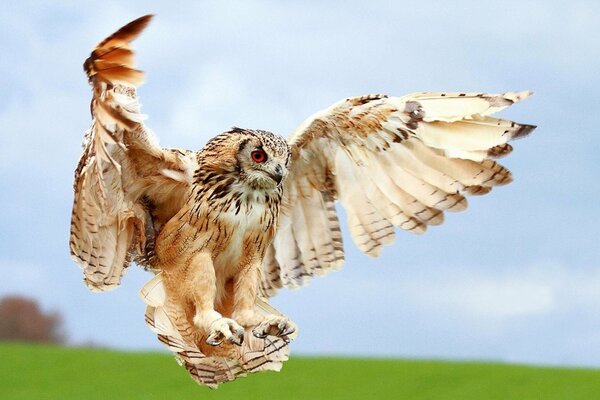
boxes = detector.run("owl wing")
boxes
[261,92,535,295]
[70,15,195,292]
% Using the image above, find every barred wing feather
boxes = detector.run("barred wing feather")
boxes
[70,15,194,292]
[261,92,535,295]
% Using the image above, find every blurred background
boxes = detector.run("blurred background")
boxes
[1,0,599,369]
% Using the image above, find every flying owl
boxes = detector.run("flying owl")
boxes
[69,15,536,388]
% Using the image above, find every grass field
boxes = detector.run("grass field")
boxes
[2,343,599,399]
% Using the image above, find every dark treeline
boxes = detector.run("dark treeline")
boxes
[0,296,65,344]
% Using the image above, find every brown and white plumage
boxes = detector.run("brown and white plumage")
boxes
[70,15,195,292]
[71,15,294,387]
[70,15,536,388]
[260,92,535,295]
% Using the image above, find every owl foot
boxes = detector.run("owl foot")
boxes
[252,316,296,341]
[232,309,264,328]
[205,317,245,346]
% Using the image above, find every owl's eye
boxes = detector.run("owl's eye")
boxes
[251,149,267,163]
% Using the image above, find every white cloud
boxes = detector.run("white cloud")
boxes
[405,275,555,319]
[273,261,600,365]
[394,262,600,321]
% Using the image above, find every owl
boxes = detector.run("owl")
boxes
[69,15,536,388]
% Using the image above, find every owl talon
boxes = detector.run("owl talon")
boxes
[252,316,296,340]
[228,334,244,346]
[205,317,244,347]
[252,330,267,339]
[280,326,295,337]
[206,334,223,346]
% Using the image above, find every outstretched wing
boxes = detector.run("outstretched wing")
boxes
[261,92,536,295]
[70,15,195,292]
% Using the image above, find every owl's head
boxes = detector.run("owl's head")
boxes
[201,128,291,192]
[235,129,291,190]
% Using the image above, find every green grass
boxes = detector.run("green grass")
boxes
[1,343,599,399]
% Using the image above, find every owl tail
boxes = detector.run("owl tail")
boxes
[139,273,294,388]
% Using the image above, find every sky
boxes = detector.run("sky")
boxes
[1,1,599,367]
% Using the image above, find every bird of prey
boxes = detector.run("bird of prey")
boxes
[69,15,536,388]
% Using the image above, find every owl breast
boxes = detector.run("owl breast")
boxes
[211,198,271,275]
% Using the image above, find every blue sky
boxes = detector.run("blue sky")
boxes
[1,1,599,366]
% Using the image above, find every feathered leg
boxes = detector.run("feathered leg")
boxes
[185,252,245,346]
[231,262,264,326]
[232,259,297,340]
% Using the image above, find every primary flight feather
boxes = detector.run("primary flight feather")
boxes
[69,15,536,387]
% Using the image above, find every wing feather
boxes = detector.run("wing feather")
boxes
[262,91,536,294]
[70,15,195,292]
[335,151,396,256]
[297,190,336,275]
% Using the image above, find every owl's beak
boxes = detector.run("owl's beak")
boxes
[268,164,284,185]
